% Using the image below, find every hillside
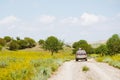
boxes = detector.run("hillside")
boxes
[90,40,106,48]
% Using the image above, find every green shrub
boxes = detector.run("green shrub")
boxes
[24,37,36,48]
[95,44,108,56]
[0,38,6,46]
[38,39,45,45]
[109,61,120,69]
[0,45,2,51]
[51,64,59,72]
[4,36,12,43]
[90,54,99,58]
[0,61,9,68]
[82,66,89,72]
[95,57,103,62]
[95,54,120,69]
[9,40,19,50]
[18,40,28,49]
[103,57,113,63]
[34,66,52,80]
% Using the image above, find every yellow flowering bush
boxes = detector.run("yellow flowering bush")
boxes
[0,50,74,80]
[95,54,120,69]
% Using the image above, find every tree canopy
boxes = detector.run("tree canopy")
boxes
[24,37,36,48]
[43,36,63,55]
[0,38,6,46]
[4,36,12,43]
[72,40,93,54]
[9,40,19,50]
[95,44,108,56]
[106,34,120,55]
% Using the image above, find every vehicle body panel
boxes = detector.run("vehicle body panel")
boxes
[75,50,87,61]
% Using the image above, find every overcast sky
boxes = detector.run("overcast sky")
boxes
[0,0,120,43]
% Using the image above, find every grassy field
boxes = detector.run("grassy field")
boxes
[90,54,120,69]
[0,48,74,80]
[1,45,119,80]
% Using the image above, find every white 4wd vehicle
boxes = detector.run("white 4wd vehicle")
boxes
[75,50,87,61]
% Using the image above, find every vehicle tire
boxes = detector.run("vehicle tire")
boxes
[85,58,87,61]
[76,58,78,61]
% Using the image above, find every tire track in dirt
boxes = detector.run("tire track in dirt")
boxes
[48,59,120,80]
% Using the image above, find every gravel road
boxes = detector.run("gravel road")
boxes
[48,59,120,80]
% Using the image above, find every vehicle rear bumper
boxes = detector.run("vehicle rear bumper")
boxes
[76,55,87,59]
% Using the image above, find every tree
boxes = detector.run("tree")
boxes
[95,44,108,56]
[72,41,80,54]
[87,44,94,54]
[24,37,36,48]
[72,42,79,49]
[44,36,63,55]
[57,40,64,52]
[4,36,11,43]
[16,37,21,40]
[38,39,45,46]
[18,40,28,49]
[72,40,93,54]
[0,38,6,46]
[9,40,19,50]
[106,34,120,55]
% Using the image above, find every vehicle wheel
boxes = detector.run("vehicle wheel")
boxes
[76,58,78,61]
[85,58,87,61]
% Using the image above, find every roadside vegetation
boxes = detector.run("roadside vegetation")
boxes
[93,54,120,69]
[0,36,73,80]
[90,34,120,69]
[72,40,93,54]
[0,50,73,80]
[39,36,64,55]
[0,34,119,80]
[72,34,120,69]
[0,36,36,51]
[82,66,90,72]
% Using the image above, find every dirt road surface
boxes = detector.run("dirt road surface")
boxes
[48,59,120,80]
